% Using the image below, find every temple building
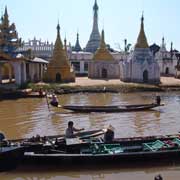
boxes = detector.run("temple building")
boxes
[17,0,120,77]
[0,7,27,85]
[88,30,120,79]
[120,15,160,84]
[155,38,178,76]
[45,23,75,83]
[0,7,47,85]
[16,37,54,60]
[85,0,101,53]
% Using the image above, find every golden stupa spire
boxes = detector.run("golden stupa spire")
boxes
[135,14,149,49]
[100,29,106,49]
[93,29,114,61]
[54,22,63,49]
[50,22,69,66]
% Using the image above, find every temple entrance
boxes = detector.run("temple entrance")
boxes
[165,67,169,75]
[1,63,14,83]
[56,73,61,82]
[143,70,148,83]
[102,68,108,78]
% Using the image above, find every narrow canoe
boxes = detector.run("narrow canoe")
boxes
[62,103,163,113]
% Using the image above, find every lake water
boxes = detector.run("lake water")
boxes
[0,91,180,180]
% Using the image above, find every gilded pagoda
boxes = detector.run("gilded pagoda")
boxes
[45,23,75,83]
[88,30,120,79]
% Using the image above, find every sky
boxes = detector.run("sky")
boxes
[1,0,180,51]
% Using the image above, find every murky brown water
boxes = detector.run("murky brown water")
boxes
[0,91,180,179]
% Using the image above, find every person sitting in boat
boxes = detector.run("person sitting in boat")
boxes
[156,95,161,105]
[65,121,85,138]
[38,88,44,96]
[50,94,59,107]
[0,132,8,146]
[104,125,115,143]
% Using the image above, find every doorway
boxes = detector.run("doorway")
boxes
[56,73,61,82]
[165,67,169,75]
[102,68,108,78]
[143,70,148,83]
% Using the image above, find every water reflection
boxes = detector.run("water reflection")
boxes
[2,162,180,180]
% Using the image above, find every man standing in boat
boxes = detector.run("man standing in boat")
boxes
[104,125,115,143]
[65,121,85,138]
[156,95,161,105]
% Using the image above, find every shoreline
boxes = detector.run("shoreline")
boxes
[0,77,180,99]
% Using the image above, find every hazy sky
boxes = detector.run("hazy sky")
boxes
[1,0,180,50]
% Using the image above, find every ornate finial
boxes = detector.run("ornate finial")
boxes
[64,37,67,45]
[124,39,127,52]
[3,5,9,27]
[170,42,173,58]
[161,36,166,50]
[141,11,144,22]
[93,0,98,11]
[171,42,173,51]
[99,29,106,49]
[64,37,67,56]
[162,37,165,45]
[4,6,8,17]
[135,14,149,49]
[57,21,60,32]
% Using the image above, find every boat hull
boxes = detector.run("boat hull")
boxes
[23,149,180,165]
[62,103,161,113]
[0,146,24,171]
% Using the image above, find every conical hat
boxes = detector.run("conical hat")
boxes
[107,124,115,131]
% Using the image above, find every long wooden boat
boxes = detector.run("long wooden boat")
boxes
[0,146,24,171]
[22,133,180,165]
[61,103,163,113]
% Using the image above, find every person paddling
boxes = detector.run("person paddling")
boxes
[0,132,8,146]
[50,94,59,107]
[38,88,44,96]
[156,95,161,105]
[65,121,84,138]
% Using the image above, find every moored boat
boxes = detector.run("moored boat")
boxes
[21,133,180,165]
[0,146,24,171]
